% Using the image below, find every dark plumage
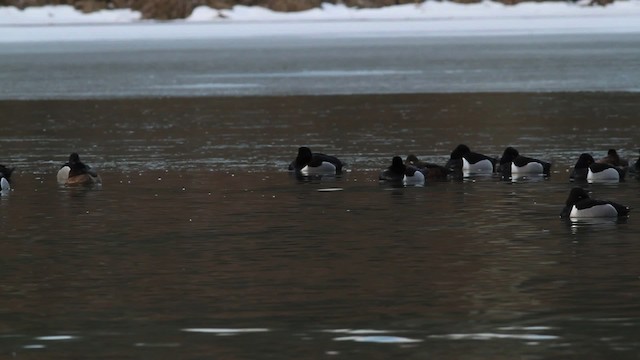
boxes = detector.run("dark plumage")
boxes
[379,156,426,185]
[598,149,628,167]
[57,153,101,186]
[0,164,14,183]
[288,146,343,175]
[498,146,551,177]
[405,154,451,179]
[570,153,595,181]
[379,156,406,182]
[445,144,496,173]
[570,153,625,182]
[560,187,630,218]
[0,164,14,191]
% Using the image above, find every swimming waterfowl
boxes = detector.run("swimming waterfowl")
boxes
[445,144,496,174]
[560,187,630,218]
[597,149,629,168]
[405,154,451,179]
[570,153,595,181]
[498,146,551,177]
[588,162,625,182]
[570,153,625,182]
[56,153,101,186]
[380,156,425,186]
[0,164,14,191]
[288,146,343,176]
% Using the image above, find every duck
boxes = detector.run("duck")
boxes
[445,144,496,174]
[380,156,425,186]
[56,153,102,186]
[498,147,551,177]
[570,153,625,182]
[405,154,451,179]
[0,164,14,191]
[570,153,595,181]
[288,146,343,176]
[560,187,630,218]
[588,162,625,182]
[597,149,629,168]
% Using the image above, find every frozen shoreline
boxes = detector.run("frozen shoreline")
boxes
[1,1,640,43]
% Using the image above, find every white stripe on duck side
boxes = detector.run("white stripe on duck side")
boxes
[570,203,619,218]
[56,166,71,184]
[403,170,425,186]
[511,161,544,175]
[462,158,494,173]
[1,177,9,191]
[562,187,629,218]
[587,167,620,182]
[301,162,337,176]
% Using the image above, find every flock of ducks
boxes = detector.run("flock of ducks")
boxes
[0,153,101,193]
[289,145,639,219]
[0,147,636,220]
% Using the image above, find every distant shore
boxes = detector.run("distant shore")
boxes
[0,0,617,20]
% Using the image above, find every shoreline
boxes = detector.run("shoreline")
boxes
[2,16,640,43]
[2,1,640,43]
[2,90,639,102]
[0,0,623,22]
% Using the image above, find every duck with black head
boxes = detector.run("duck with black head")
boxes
[57,153,102,186]
[0,164,14,192]
[379,156,425,186]
[560,187,630,218]
[405,154,450,179]
[445,144,496,174]
[288,146,344,176]
[570,153,626,182]
[570,153,595,181]
[498,146,551,178]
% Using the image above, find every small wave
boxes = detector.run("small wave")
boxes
[429,332,559,341]
[334,335,422,343]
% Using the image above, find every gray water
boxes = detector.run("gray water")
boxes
[2,93,640,359]
[1,33,640,99]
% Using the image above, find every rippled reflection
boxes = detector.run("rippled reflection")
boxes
[1,93,640,359]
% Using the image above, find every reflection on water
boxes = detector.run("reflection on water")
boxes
[1,93,640,358]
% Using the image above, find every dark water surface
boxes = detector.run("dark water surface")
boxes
[1,93,640,359]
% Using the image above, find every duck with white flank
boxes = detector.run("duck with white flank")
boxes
[288,146,344,176]
[57,153,102,186]
[379,156,425,186]
[560,187,630,218]
[0,164,14,191]
[405,154,451,179]
[498,147,551,178]
[445,144,496,174]
[570,153,625,182]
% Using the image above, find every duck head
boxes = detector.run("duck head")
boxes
[499,147,520,165]
[449,144,471,160]
[390,156,406,174]
[0,165,14,182]
[574,153,595,169]
[294,147,313,169]
[566,187,590,207]
[445,144,471,170]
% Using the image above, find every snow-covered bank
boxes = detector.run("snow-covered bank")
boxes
[1,1,640,42]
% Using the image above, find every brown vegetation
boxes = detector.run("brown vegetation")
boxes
[0,0,616,20]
